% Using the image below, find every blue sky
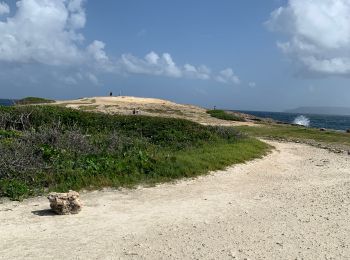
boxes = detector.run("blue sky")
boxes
[0,0,349,111]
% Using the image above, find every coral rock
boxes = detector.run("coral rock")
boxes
[47,190,82,215]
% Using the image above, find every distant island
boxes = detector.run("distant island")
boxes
[285,106,350,116]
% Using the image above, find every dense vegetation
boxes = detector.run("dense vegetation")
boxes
[0,106,269,200]
[236,124,350,146]
[15,97,55,105]
[207,109,245,121]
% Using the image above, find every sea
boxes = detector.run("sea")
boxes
[238,110,350,132]
[0,99,16,106]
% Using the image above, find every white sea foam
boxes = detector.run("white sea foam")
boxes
[293,115,310,127]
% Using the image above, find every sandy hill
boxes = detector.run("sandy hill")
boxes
[53,96,254,126]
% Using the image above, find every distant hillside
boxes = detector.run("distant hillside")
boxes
[285,106,350,116]
[15,97,55,105]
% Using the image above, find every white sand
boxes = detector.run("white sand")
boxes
[1,141,350,259]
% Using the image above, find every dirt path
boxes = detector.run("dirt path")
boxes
[1,141,350,259]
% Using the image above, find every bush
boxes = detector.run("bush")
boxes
[0,106,234,146]
[0,180,30,200]
[207,109,245,121]
[0,106,268,200]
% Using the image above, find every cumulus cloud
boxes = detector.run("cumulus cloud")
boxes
[87,41,108,63]
[67,0,86,30]
[0,1,9,15]
[0,0,87,65]
[215,68,240,84]
[119,52,183,78]
[0,0,241,86]
[267,0,350,77]
[117,51,239,84]
[183,64,211,80]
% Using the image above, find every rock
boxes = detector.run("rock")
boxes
[47,190,82,215]
[347,129,350,133]
[320,128,326,131]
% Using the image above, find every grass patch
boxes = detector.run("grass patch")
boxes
[207,110,245,121]
[236,124,350,146]
[15,97,55,105]
[0,106,269,200]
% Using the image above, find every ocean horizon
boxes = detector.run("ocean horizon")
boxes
[0,99,17,106]
[237,110,350,132]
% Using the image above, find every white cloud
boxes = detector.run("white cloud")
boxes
[215,68,240,84]
[267,0,350,77]
[67,0,86,30]
[118,51,240,84]
[119,52,183,78]
[0,0,242,87]
[145,51,159,65]
[162,53,182,77]
[87,41,108,62]
[184,64,211,80]
[0,1,9,15]
[0,0,86,65]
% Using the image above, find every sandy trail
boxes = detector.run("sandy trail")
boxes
[1,141,350,259]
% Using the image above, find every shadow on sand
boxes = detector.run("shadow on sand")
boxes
[32,209,56,216]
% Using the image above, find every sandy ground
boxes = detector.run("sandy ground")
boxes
[54,96,256,126]
[1,140,350,259]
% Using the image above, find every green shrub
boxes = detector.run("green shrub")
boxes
[0,106,230,146]
[0,105,269,200]
[207,109,245,121]
[0,180,30,200]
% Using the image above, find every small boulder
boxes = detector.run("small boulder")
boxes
[47,190,82,215]
[320,128,326,131]
[346,129,350,133]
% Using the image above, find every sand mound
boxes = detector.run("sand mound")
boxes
[53,96,255,126]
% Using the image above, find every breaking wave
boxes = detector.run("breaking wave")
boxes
[293,115,310,127]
